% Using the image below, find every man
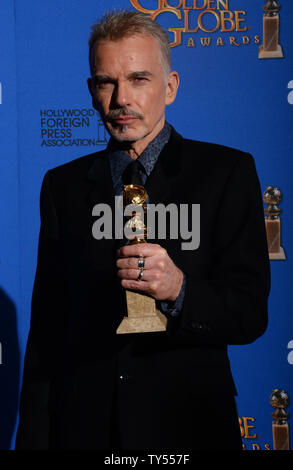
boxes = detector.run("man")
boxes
[16,10,270,450]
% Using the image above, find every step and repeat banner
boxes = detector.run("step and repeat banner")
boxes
[0,0,292,450]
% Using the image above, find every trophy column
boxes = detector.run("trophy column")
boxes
[263,186,286,260]
[259,0,284,59]
[270,389,290,450]
[116,183,167,334]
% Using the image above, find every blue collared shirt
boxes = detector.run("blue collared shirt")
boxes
[107,122,185,317]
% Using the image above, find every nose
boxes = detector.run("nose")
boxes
[111,80,132,108]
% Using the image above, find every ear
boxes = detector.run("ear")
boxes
[165,71,179,106]
[87,77,99,111]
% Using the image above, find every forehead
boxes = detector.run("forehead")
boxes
[93,34,163,74]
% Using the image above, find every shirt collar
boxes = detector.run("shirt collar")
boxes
[107,121,171,192]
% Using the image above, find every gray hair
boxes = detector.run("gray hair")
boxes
[89,10,171,78]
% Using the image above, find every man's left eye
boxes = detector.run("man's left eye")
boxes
[133,77,147,83]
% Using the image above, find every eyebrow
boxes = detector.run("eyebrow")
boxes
[128,71,153,79]
[92,74,114,84]
[93,70,153,84]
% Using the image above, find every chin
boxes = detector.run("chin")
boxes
[108,124,148,143]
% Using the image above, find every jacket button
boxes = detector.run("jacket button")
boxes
[119,372,132,380]
[191,322,210,332]
[192,322,202,329]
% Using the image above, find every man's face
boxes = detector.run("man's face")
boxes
[89,34,178,145]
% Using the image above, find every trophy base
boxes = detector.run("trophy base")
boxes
[116,312,167,334]
[258,44,284,59]
[269,246,286,260]
[116,290,168,334]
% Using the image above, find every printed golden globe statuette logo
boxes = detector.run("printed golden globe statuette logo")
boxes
[270,390,290,450]
[259,0,284,59]
[263,186,286,260]
[116,184,167,334]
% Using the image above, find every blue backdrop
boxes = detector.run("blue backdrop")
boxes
[0,0,292,450]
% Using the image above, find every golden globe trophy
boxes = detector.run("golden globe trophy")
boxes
[116,183,167,334]
[263,186,286,260]
[259,0,284,59]
[270,389,290,450]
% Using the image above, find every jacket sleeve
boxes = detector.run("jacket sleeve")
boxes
[175,153,271,346]
[15,171,66,449]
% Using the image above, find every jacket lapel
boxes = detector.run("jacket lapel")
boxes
[86,149,115,207]
[145,126,184,205]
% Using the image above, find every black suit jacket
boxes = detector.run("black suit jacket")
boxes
[16,127,270,450]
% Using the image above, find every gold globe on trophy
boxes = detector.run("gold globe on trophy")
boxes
[123,184,148,245]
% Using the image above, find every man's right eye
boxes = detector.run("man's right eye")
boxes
[96,82,112,90]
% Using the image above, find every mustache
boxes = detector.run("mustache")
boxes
[106,107,144,121]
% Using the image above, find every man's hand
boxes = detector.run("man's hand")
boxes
[116,243,184,302]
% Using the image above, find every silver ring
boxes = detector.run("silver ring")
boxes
[137,267,144,281]
[138,258,145,269]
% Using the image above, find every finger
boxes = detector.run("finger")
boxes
[121,278,161,298]
[116,256,153,270]
[120,278,150,293]
[117,243,165,259]
[117,268,152,281]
